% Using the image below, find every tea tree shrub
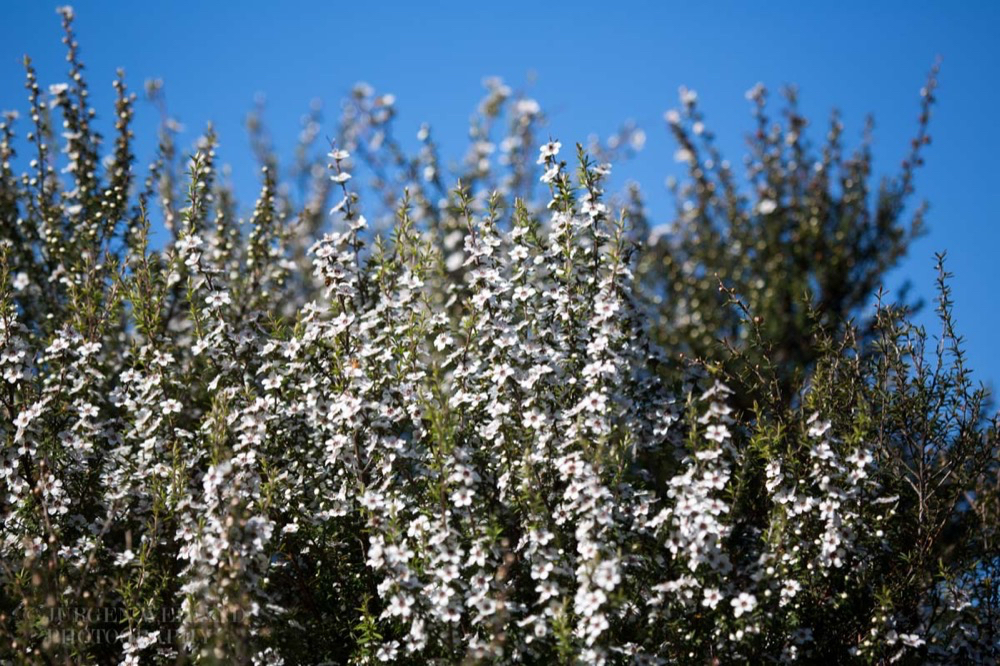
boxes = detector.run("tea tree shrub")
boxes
[0,8,996,665]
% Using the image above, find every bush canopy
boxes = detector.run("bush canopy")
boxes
[0,7,996,665]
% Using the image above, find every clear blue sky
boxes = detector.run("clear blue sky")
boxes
[2,1,998,389]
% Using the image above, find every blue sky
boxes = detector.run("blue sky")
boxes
[2,1,999,388]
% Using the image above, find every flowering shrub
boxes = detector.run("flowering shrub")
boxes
[0,8,997,665]
[635,79,938,407]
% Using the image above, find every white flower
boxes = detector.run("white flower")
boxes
[114,549,136,567]
[516,98,540,116]
[705,424,730,443]
[46,337,71,354]
[491,364,514,385]
[731,592,757,618]
[536,580,559,602]
[537,140,562,164]
[592,560,621,591]
[14,410,34,430]
[331,312,355,335]
[594,298,619,318]
[580,391,607,413]
[757,198,778,215]
[205,291,231,309]
[702,587,722,609]
[376,642,399,662]
[160,399,182,415]
[434,333,453,351]
[175,233,203,254]
[781,579,802,603]
[807,413,832,438]
[451,487,474,507]
[359,492,381,512]
[630,128,646,151]
[79,341,102,357]
[584,613,609,644]
[385,594,413,618]
[522,409,546,430]
[513,285,535,301]
[330,172,352,183]
[510,246,529,263]
[449,465,480,486]
[576,589,606,617]
[703,469,728,490]
[78,402,99,420]
[581,200,607,218]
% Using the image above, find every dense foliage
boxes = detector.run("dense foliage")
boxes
[0,8,996,665]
